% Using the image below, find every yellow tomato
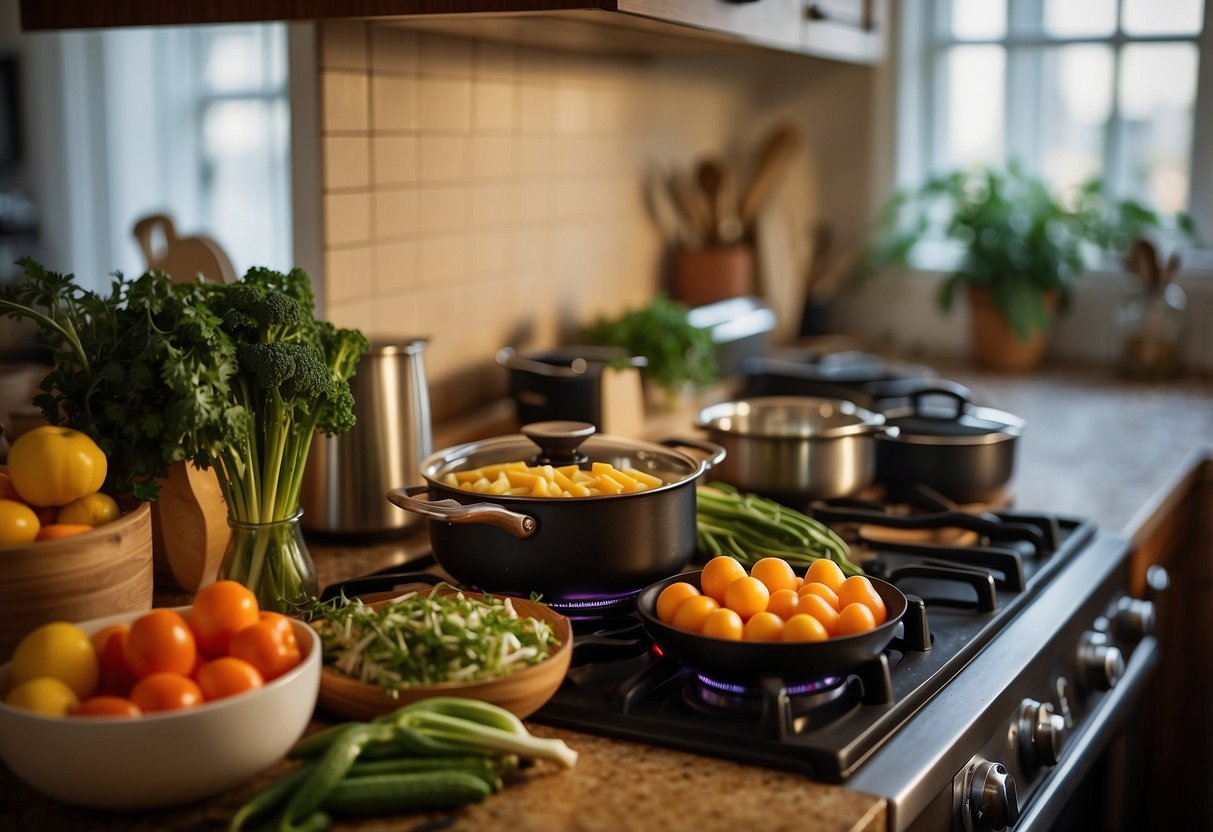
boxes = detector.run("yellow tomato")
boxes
[804,559,846,594]
[656,582,701,624]
[5,676,80,716]
[671,595,720,634]
[742,611,785,642]
[7,426,108,507]
[782,613,830,643]
[749,557,798,594]
[700,608,744,640]
[0,498,41,545]
[700,556,748,605]
[56,492,121,526]
[10,621,99,699]
[723,576,770,622]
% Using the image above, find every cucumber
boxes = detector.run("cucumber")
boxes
[321,771,492,815]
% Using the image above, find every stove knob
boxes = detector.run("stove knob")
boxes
[1019,698,1066,767]
[1077,631,1125,691]
[1112,597,1155,641]
[966,759,1020,832]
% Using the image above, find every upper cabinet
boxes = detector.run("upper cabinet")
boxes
[19,0,886,65]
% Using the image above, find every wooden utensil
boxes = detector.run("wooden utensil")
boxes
[669,169,715,243]
[739,122,804,226]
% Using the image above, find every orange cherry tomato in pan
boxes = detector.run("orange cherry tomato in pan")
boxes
[189,580,261,658]
[72,695,142,718]
[196,656,265,701]
[228,612,302,681]
[126,609,198,678]
[130,672,204,713]
[837,576,888,626]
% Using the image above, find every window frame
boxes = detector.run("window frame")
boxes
[892,0,1213,269]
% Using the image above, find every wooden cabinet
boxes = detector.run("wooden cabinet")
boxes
[19,0,886,64]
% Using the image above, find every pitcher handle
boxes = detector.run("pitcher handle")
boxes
[387,485,538,539]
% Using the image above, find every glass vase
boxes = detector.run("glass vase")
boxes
[218,509,317,613]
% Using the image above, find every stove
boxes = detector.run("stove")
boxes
[529,503,1162,831]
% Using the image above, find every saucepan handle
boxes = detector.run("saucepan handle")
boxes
[387,485,538,539]
[658,437,728,471]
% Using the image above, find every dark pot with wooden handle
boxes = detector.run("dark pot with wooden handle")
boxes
[387,421,725,603]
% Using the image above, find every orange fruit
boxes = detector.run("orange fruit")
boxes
[782,613,830,642]
[796,593,841,636]
[671,595,720,634]
[742,611,785,642]
[749,557,798,594]
[805,559,846,593]
[700,608,744,640]
[723,576,770,621]
[838,575,887,625]
[797,581,841,610]
[189,580,261,658]
[72,695,142,718]
[130,672,204,713]
[766,588,801,621]
[700,556,748,604]
[656,582,701,624]
[837,602,878,636]
[35,523,93,541]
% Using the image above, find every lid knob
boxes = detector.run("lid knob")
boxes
[521,421,596,467]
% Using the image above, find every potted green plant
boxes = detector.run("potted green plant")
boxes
[868,164,1186,371]
[580,295,717,409]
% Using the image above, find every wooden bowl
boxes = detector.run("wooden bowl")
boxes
[316,593,573,721]
[0,501,154,662]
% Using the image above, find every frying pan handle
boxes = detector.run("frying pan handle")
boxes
[658,437,728,471]
[387,485,538,539]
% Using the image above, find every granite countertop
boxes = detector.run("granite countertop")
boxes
[3,361,1211,832]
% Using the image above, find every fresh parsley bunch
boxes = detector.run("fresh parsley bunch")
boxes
[0,258,242,501]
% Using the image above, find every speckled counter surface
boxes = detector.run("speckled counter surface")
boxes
[3,362,1210,832]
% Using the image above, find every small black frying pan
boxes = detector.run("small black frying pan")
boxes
[636,571,915,686]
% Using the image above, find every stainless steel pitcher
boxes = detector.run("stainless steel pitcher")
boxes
[301,337,432,538]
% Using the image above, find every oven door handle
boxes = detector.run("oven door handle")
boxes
[1017,635,1160,831]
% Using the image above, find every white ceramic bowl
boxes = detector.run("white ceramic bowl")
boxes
[0,606,321,809]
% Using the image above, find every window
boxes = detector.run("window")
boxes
[896,0,1210,248]
[44,23,291,289]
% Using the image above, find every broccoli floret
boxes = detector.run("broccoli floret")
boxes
[253,292,307,333]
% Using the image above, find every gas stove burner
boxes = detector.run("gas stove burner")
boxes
[685,672,850,721]
[545,592,639,620]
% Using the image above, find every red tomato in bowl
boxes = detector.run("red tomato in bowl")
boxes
[91,624,138,696]
[72,695,143,718]
[130,672,204,713]
[196,657,265,701]
[228,612,301,681]
[189,580,261,658]
[125,610,197,678]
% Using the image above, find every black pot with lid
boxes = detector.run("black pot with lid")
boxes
[876,382,1025,504]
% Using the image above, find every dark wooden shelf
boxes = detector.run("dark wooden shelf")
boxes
[20,0,884,65]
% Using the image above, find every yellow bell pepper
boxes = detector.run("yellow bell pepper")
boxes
[7,426,108,507]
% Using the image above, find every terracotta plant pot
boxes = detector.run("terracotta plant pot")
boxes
[968,287,1059,372]
[673,244,754,308]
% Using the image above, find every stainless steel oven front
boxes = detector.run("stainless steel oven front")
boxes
[849,531,1163,831]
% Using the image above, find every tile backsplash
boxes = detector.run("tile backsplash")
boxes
[315,20,874,422]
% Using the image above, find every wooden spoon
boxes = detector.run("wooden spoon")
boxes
[739,123,804,226]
